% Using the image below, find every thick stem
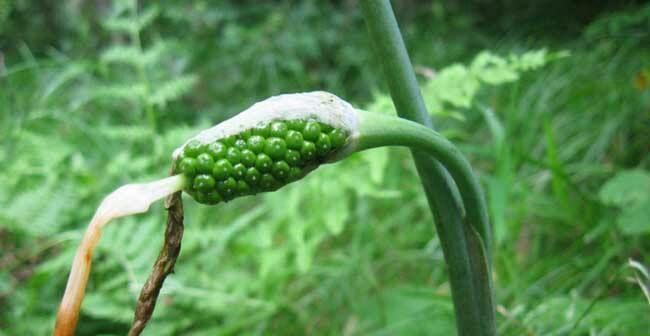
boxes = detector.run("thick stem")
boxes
[359,1,495,335]
[54,174,186,336]
[356,111,496,334]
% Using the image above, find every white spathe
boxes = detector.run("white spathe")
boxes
[172,91,361,160]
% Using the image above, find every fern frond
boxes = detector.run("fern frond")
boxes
[147,74,198,108]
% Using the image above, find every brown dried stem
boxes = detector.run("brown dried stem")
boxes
[128,187,184,336]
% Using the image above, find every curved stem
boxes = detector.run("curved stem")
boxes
[358,2,495,335]
[54,174,187,336]
[355,110,496,335]
[356,111,492,260]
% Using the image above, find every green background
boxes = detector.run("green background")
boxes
[1,1,649,335]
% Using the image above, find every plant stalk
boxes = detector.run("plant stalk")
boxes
[356,110,496,334]
[359,1,495,335]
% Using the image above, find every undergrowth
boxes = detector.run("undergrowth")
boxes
[1,1,648,335]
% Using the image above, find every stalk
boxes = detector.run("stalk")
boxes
[355,110,496,334]
[359,1,495,335]
[54,174,187,336]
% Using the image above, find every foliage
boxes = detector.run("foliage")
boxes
[1,1,649,335]
[420,49,568,121]
[599,170,650,234]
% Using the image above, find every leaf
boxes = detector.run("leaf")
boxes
[598,169,650,207]
[471,51,519,85]
[147,74,198,108]
[361,148,389,184]
[617,200,650,234]
[100,45,143,66]
[426,64,479,108]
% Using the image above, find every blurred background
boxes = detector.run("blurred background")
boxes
[1,0,649,335]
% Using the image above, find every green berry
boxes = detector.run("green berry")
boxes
[245,167,261,185]
[285,130,304,150]
[287,119,306,131]
[247,135,266,154]
[233,163,246,179]
[223,135,237,146]
[236,180,250,195]
[207,142,227,159]
[329,129,347,149]
[320,122,334,133]
[301,141,316,161]
[234,139,248,150]
[260,173,278,191]
[241,149,256,167]
[252,124,270,137]
[255,153,273,172]
[270,121,289,138]
[285,149,301,166]
[316,133,332,156]
[226,147,241,164]
[194,191,208,204]
[182,121,351,205]
[288,167,303,181]
[303,121,321,141]
[196,153,215,173]
[184,140,204,157]
[264,137,287,160]
[178,157,198,175]
[206,191,223,204]
[216,177,237,196]
[213,159,233,180]
[193,174,215,192]
[239,129,252,140]
[272,161,290,180]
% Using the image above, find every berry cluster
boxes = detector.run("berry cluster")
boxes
[175,119,348,204]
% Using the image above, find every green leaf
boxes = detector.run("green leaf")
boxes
[426,64,479,108]
[598,169,650,206]
[147,74,198,108]
[471,51,519,85]
[617,200,650,234]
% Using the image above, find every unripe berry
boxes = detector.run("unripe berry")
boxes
[245,167,261,185]
[247,135,266,154]
[264,137,287,160]
[329,129,347,149]
[216,177,237,196]
[270,121,289,138]
[285,130,303,150]
[226,147,241,164]
[272,161,290,180]
[303,121,321,141]
[193,174,215,191]
[196,153,215,173]
[301,141,317,161]
[285,149,301,166]
[184,140,204,157]
[233,163,246,180]
[241,149,257,167]
[316,133,332,156]
[178,157,197,175]
[255,153,273,172]
[207,142,227,159]
[213,159,233,180]
[234,139,248,150]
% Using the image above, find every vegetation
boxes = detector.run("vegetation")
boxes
[1,1,649,335]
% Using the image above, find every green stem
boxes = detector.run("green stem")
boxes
[356,111,496,334]
[358,2,495,335]
[357,112,492,265]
